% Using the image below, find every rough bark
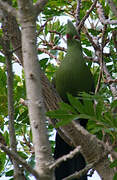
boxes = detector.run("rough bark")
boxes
[17,0,54,179]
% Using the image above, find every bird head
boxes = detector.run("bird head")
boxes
[66,20,80,43]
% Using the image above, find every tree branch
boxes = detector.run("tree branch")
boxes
[95,65,102,94]
[103,62,117,100]
[63,163,94,180]
[49,146,81,170]
[95,24,107,94]
[39,37,67,52]
[5,45,20,178]
[82,23,117,100]
[61,121,116,179]
[0,143,40,179]
[107,0,117,18]
[2,7,25,179]
[37,17,53,35]
[2,3,117,179]
[96,2,117,25]
[38,47,60,65]
[75,0,81,26]
[34,0,48,15]
[0,1,17,17]
[82,26,100,51]
[48,30,66,43]
[112,30,117,52]
[17,0,54,179]
[104,78,117,84]
[77,0,98,32]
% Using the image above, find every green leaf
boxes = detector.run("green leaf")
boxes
[104,128,117,134]
[83,48,92,57]
[67,94,84,113]
[6,169,13,177]
[81,94,94,116]
[47,109,78,121]
[110,159,117,168]
[95,100,103,120]
[18,151,28,160]
[28,155,35,168]
[77,114,95,120]
[56,114,79,128]
[0,152,6,173]
[0,55,5,63]
[113,172,117,180]
[4,131,9,145]
[111,100,117,110]
[59,101,77,114]
[39,58,48,70]
[16,109,29,124]
[90,127,103,134]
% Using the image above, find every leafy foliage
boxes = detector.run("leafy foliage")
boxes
[47,93,117,143]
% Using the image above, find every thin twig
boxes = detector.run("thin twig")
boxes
[20,98,28,106]
[76,0,81,26]
[77,0,98,32]
[37,18,53,35]
[49,146,81,170]
[96,2,117,25]
[112,30,117,52]
[38,47,60,65]
[52,45,66,52]
[103,62,117,100]
[63,163,94,180]
[95,24,107,94]
[10,45,21,53]
[82,26,100,51]
[48,30,66,43]
[39,37,67,52]
[107,0,117,18]
[104,78,117,84]
[82,21,117,99]
[95,65,102,94]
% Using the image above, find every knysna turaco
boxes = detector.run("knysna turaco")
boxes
[54,20,94,180]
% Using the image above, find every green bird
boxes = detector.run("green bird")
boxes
[54,20,94,180]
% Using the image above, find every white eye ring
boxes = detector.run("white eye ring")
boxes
[73,35,80,41]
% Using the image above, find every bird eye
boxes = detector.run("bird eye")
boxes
[73,35,80,40]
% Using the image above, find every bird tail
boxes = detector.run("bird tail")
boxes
[54,133,87,180]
